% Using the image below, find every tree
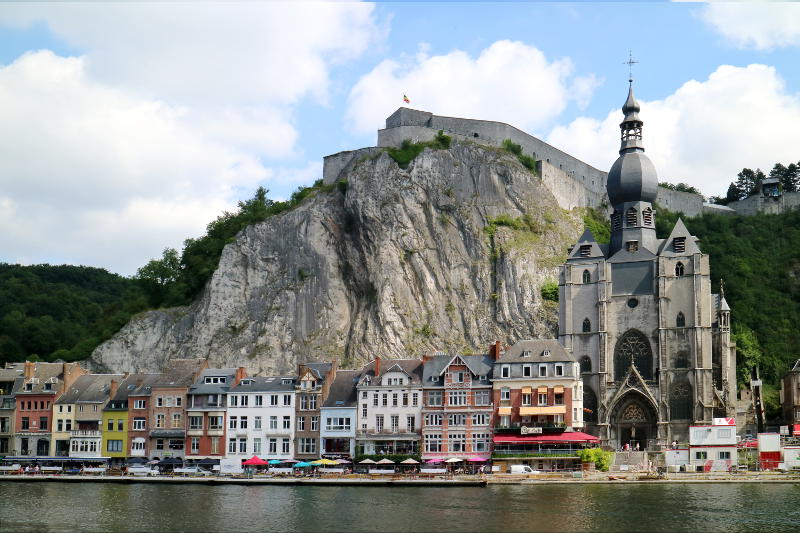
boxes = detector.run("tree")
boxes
[732,324,762,386]
[771,162,799,193]
[725,182,742,203]
[136,248,181,286]
[735,168,765,199]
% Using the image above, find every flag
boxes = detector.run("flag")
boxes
[403,94,410,104]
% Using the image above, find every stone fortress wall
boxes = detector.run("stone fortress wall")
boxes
[323,108,796,218]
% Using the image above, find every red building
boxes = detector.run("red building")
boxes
[185,367,247,459]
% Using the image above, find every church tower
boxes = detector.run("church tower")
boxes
[558,81,737,449]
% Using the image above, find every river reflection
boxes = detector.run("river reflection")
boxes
[1,482,798,532]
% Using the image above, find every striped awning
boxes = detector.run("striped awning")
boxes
[498,407,512,415]
[521,387,532,394]
[519,406,566,415]
[537,387,548,393]
[554,386,564,393]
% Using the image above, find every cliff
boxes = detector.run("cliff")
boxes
[89,141,585,374]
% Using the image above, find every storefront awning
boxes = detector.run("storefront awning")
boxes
[519,406,565,415]
[497,407,512,415]
[537,387,548,393]
[521,387,532,394]
[493,432,599,444]
[554,386,564,393]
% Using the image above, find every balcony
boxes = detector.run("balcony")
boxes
[70,430,102,438]
[356,429,420,440]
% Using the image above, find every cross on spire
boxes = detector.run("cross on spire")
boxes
[624,51,638,84]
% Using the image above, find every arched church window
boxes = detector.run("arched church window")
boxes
[674,352,690,369]
[582,318,591,333]
[611,211,622,231]
[677,312,686,328]
[626,207,638,226]
[580,356,592,373]
[614,330,653,381]
[583,388,598,424]
[675,262,685,277]
[669,380,692,420]
[582,269,591,284]
[642,207,653,226]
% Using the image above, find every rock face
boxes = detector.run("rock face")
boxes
[90,141,585,374]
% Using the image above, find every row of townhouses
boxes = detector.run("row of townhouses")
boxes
[0,340,595,471]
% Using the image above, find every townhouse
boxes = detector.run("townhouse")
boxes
[355,359,423,456]
[421,353,494,461]
[321,370,359,458]
[52,374,122,458]
[223,375,295,469]
[0,367,21,455]
[295,362,337,461]
[102,374,145,464]
[125,374,162,458]
[185,367,247,460]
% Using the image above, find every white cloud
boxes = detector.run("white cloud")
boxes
[346,40,599,135]
[0,3,383,274]
[699,2,800,50]
[547,64,800,197]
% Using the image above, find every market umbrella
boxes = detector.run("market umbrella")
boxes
[127,457,147,464]
[376,458,395,464]
[400,458,420,464]
[358,459,376,464]
[197,458,219,466]
[294,462,312,468]
[147,460,159,465]
[283,459,300,464]
[466,457,486,462]
[268,460,283,465]
[159,457,183,465]
[313,458,338,466]
[335,458,352,464]
[444,458,463,463]
[242,456,268,466]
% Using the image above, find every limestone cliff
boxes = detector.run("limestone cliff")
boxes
[89,141,585,374]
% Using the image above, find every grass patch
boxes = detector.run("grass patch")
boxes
[582,207,611,244]
[386,130,452,169]
[501,139,537,173]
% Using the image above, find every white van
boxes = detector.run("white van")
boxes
[509,465,540,474]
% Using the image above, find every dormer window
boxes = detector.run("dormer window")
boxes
[43,383,52,391]
[626,208,638,226]
[673,237,686,253]
[521,350,531,358]
[500,365,510,378]
[675,262,685,277]
[282,378,292,385]
[25,383,33,391]
[625,241,639,253]
[542,350,551,357]
[582,270,591,283]
[204,376,227,384]
[241,379,253,385]
[579,245,591,257]
[642,207,653,226]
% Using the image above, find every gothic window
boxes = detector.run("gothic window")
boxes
[674,352,690,369]
[669,381,692,420]
[583,389,597,424]
[621,403,646,422]
[582,269,591,284]
[676,312,686,328]
[580,356,592,373]
[582,318,591,333]
[642,207,653,226]
[614,330,653,381]
[611,211,622,231]
[626,208,638,226]
[675,262,685,277]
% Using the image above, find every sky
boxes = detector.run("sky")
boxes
[0,1,799,276]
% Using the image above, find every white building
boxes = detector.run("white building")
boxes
[688,420,738,471]
[222,376,295,472]
[320,370,359,458]
[356,359,423,456]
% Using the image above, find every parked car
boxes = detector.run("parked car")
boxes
[509,465,541,474]
[173,466,213,476]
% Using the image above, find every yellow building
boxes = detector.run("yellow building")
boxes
[102,375,137,465]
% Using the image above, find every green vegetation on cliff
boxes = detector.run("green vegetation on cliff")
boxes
[386,130,452,169]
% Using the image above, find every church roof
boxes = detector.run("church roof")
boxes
[566,229,606,260]
[657,218,702,256]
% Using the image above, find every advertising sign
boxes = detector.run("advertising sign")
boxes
[713,417,735,426]
[521,426,543,435]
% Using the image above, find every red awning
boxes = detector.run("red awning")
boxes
[242,456,268,465]
[493,432,600,444]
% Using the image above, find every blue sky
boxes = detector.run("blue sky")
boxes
[0,2,798,275]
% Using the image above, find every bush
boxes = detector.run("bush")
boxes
[386,131,452,169]
[540,280,559,302]
[501,139,537,172]
[576,448,613,471]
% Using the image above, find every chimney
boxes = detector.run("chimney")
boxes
[62,362,86,390]
[422,352,431,364]
[24,361,35,380]
[489,340,502,361]
[374,357,381,377]
[109,379,119,399]
[235,367,248,384]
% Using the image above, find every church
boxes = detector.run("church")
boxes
[558,82,737,449]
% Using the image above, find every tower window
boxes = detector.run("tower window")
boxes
[582,318,591,333]
[626,208,638,226]
[675,262,685,277]
[582,270,591,283]
[611,211,622,231]
[579,245,591,257]
[580,356,592,373]
[625,241,639,253]
[642,207,653,226]
[673,237,686,253]
[676,312,686,328]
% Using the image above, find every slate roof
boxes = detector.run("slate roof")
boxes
[422,354,494,387]
[304,362,333,381]
[7,362,73,395]
[187,368,240,395]
[497,339,575,364]
[125,373,162,397]
[657,218,702,256]
[360,359,423,385]
[230,376,296,393]
[154,359,206,388]
[104,373,159,409]
[322,370,359,408]
[56,374,125,404]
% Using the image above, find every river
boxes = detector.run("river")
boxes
[1,482,798,532]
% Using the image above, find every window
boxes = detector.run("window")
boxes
[555,364,564,377]
[522,365,532,377]
[580,356,592,373]
[270,395,278,406]
[229,416,237,430]
[614,329,653,381]
[156,397,164,407]
[472,414,488,426]
[210,437,220,455]
[189,416,203,430]
[579,245,591,257]
[107,440,123,452]
[500,388,510,401]
[626,241,639,252]
[402,393,409,406]
[172,413,181,428]
[240,416,248,429]
[65,419,72,431]
[283,416,291,430]
[428,391,443,406]
[582,270,591,283]
[452,371,466,383]
[270,416,278,430]
[677,312,686,328]
[132,418,146,430]
[412,393,419,406]
[425,414,442,426]
[390,415,399,432]
[191,437,199,454]
[718,429,732,439]
[253,438,262,455]
[583,318,591,333]
[474,390,490,406]
[362,391,367,399]
[675,262,685,277]
[107,419,114,431]
[118,419,124,431]
[310,416,318,431]
[21,417,30,430]
[131,440,145,452]
[695,451,707,460]
[626,207,637,226]
[299,438,316,454]
[254,416,262,430]
[382,393,388,407]
[521,393,531,406]
[448,391,467,406]
[501,365,510,378]
[448,433,466,452]
[718,451,731,460]
[376,415,384,432]
[372,393,378,407]
[611,211,622,230]
[175,397,182,407]
[283,395,292,406]
[209,416,223,430]
[538,393,548,406]
[448,414,466,426]
[297,416,305,431]
[228,438,237,454]
[282,439,290,454]
[424,434,442,453]
[229,395,239,407]
[539,365,547,377]
[406,415,415,432]
[269,438,277,455]
[392,393,398,407]
[554,393,564,405]
[472,433,490,452]
[673,237,686,253]
[204,376,226,384]
[642,207,653,226]
[325,417,351,431]
[240,396,248,407]
[134,399,146,409]
[238,438,247,454]
[361,404,368,418]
